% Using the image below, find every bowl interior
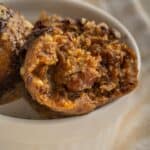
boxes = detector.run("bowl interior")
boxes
[0,0,140,119]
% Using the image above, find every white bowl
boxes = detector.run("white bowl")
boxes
[0,0,141,149]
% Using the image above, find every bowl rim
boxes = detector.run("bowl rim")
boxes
[0,0,141,123]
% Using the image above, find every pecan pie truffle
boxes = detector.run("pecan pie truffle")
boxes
[0,5,32,98]
[21,14,138,117]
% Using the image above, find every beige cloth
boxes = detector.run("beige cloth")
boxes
[83,0,150,149]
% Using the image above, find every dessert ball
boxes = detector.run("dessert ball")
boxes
[21,14,138,117]
[0,5,32,97]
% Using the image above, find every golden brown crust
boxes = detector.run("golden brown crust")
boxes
[24,92,70,119]
[21,14,138,116]
[0,4,32,97]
